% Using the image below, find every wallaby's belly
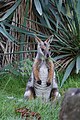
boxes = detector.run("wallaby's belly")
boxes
[34,63,52,101]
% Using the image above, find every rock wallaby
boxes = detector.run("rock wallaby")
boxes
[24,35,60,101]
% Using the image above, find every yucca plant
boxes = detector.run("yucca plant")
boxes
[52,0,80,86]
[30,0,80,86]
[0,0,46,66]
[0,0,80,86]
[0,0,35,67]
[0,0,22,67]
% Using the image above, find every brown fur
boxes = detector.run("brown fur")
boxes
[33,59,54,85]
[33,59,41,82]
[46,60,54,84]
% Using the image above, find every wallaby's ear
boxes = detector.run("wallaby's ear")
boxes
[45,35,54,43]
[35,36,42,43]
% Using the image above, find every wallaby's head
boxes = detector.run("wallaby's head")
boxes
[35,35,53,59]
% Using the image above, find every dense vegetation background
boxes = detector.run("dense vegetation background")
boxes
[0,0,80,119]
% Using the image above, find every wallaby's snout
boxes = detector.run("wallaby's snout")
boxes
[46,53,49,58]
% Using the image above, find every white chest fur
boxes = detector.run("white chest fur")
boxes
[39,62,48,86]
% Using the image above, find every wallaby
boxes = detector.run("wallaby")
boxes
[24,35,60,101]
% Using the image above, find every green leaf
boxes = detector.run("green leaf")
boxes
[3,21,34,36]
[77,0,80,22]
[53,54,71,61]
[61,59,75,87]
[57,0,62,12]
[73,9,79,35]
[43,14,52,30]
[4,21,47,39]
[76,55,80,74]
[34,0,42,16]
[67,0,79,34]
[45,0,49,5]
[66,16,75,34]
[0,23,18,44]
[0,0,21,21]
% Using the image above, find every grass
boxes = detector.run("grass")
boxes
[0,73,80,120]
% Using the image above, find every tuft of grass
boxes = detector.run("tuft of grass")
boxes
[0,92,61,120]
[0,73,27,97]
[0,73,80,120]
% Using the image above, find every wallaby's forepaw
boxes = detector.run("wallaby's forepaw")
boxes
[37,80,42,85]
[46,78,51,86]
[46,82,51,86]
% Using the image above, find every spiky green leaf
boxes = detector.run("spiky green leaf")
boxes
[0,23,18,44]
[0,0,21,21]
[61,59,75,87]
[34,0,42,16]
[53,54,71,61]
[76,55,80,74]
[77,0,80,22]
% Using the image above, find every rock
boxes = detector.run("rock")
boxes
[59,88,80,120]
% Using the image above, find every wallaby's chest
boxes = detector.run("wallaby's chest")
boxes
[39,62,48,84]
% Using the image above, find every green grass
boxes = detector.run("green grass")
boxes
[0,73,80,120]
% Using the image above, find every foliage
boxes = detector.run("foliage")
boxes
[31,0,80,86]
[0,0,80,86]
[0,0,21,42]
[19,59,33,76]
[0,73,26,97]
[0,73,80,120]
[0,59,33,77]
[0,0,45,68]
[0,0,45,44]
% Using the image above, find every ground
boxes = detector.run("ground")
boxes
[0,73,80,120]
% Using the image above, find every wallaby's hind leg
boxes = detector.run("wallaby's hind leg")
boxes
[50,88,60,100]
[46,60,54,86]
[24,72,35,99]
[50,72,61,100]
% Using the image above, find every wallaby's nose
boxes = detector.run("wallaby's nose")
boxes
[46,54,49,58]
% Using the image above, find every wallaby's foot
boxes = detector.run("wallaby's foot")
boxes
[24,87,35,100]
[46,82,51,86]
[50,88,61,101]
[37,80,42,85]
